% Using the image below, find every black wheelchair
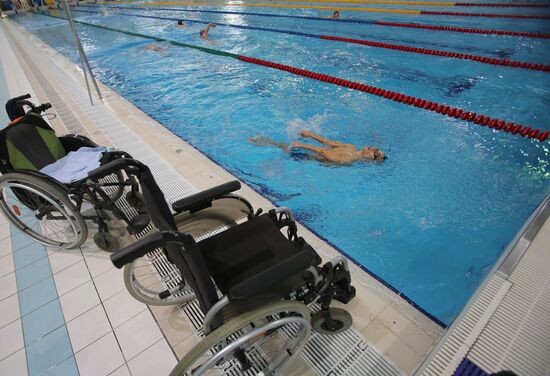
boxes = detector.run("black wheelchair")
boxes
[0,94,149,251]
[102,158,357,375]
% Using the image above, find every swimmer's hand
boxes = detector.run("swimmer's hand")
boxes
[299,130,315,138]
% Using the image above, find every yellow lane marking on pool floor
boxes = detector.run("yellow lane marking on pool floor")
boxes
[97,1,424,13]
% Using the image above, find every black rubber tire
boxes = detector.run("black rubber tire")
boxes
[0,172,87,249]
[311,307,353,335]
[126,190,144,210]
[93,232,119,253]
[170,300,311,376]
[123,251,195,306]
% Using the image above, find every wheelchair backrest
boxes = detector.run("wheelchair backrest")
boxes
[0,113,67,172]
[139,167,219,313]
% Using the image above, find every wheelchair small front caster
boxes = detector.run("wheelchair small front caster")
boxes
[94,232,119,253]
[311,308,352,335]
[126,190,144,210]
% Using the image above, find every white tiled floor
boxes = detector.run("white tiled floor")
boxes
[52,259,91,296]
[67,305,112,353]
[127,339,178,376]
[114,310,164,360]
[74,332,126,376]
[103,289,148,329]
[0,252,14,277]
[93,267,126,302]
[0,319,24,361]
[48,249,83,275]
[0,272,17,302]
[58,281,101,322]
[0,348,28,376]
[0,294,21,329]
[109,364,132,376]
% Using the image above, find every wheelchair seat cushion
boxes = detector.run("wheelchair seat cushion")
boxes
[0,115,66,170]
[40,147,108,184]
[198,213,321,300]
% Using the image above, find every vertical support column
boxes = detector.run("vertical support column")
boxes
[61,0,102,105]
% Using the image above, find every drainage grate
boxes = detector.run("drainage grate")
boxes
[420,274,511,376]
[7,21,403,376]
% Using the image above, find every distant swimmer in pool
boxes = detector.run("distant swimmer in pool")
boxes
[249,130,386,165]
[142,44,166,53]
[177,20,188,27]
[200,23,216,39]
[322,10,340,19]
[100,8,110,16]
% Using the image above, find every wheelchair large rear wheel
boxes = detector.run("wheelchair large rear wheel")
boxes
[170,301,311,376]
[123,248,196,306]
[0,173,87,249]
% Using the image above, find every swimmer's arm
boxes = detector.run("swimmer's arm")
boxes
[290,142,327,155]
[300,130,343,147]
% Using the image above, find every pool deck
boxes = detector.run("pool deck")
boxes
[0,14,445,376]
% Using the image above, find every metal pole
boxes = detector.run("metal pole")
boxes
[61,0,102,104]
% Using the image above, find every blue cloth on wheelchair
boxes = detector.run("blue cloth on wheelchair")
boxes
[40,147,107,183]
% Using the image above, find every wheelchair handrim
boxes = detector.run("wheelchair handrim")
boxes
[171,301,311,376]
[0,182,83,248]
[196,316,310,376]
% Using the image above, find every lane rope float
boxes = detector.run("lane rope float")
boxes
[373,20,550,38]
[79,5,550,39]
[92,1,550,18]
[419,10,550,18]
[456,3,550,7]
[73,7,550,73]
[94,0,550,7]
[38,12,549,143]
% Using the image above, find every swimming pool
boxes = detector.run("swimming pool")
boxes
[13,4,550,325]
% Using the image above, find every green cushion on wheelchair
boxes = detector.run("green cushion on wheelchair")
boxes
[5,122,67,171]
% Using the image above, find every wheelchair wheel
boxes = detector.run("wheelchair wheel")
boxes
[123,248,195,306]
[311,307,353,335]
[93,232,119,253]
[0,173,87,249]
[170,300,311,376]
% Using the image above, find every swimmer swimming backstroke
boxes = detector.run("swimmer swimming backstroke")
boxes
[200,23,216,39]
[250,130,386,165]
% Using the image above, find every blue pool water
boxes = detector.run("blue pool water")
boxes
[13,4,550,325]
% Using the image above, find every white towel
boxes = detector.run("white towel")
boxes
[40,147,108,183]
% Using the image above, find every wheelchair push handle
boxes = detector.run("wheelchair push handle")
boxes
[11,93,32,102]
[110,231,193,268]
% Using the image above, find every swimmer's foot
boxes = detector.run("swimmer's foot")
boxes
[249,136,274,146]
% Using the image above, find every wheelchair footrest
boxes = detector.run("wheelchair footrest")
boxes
[127,213,150,234]
[334,286,356,304]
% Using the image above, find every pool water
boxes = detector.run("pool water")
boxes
[13,4,550,325]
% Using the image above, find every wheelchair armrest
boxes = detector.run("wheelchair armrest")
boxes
[87,157,145,181]
[110,230,194,268]
[172,180,241,213]
[59,134,98,152]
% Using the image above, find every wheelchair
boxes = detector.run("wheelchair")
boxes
[0,94,149,252]
[104,158,357,375]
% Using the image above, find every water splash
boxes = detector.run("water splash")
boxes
[285,112,330,139]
